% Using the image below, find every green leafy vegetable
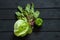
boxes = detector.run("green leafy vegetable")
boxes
[14,3,43,37]
[33,11,40,18]
[14,20,30,37]
[18,6,23,12]
[30,3,34,13]
[35,18,43,26]
[25,4,30,12]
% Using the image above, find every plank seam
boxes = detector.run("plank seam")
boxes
[0,7,60,10]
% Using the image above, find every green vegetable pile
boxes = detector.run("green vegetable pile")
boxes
[14,3,43,37]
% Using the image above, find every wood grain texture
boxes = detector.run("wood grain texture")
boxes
[0,9,60,19]
[0,10,16,19]
[27,32,60,40]
[0,0,60,40]
[0,32,60,40]
[18,0,60,8]
[0,20,15,31]
[0,32,13,40]
[0,0,60,8]
[0,0,17,8]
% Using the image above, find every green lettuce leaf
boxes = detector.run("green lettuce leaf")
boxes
[18,6,23,12]
[25,4,30,13]
[33,11,40,18]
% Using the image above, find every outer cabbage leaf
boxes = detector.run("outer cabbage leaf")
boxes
[14,20,30,37]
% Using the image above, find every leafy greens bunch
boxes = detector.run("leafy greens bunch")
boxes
[14,3,43,37]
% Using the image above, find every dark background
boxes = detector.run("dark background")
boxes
[0,0,60,40]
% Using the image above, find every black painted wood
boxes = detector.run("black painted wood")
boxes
[18,0,60,8]
[0,32,60,40]
[40,9,60,19]
[0,0,60,8]
[0,20,60,31]
[0,20,15,31]
[27,32,60,40]
[0,32,13,40]
[0,0,17,8]
[0,10,16,19]
[0,0,60,40]
[0,9,60,19]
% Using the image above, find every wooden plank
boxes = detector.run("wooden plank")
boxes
[40,20,60,32]
[0,32,60,40]
[0,9,60,19]
[18,0,60,8]
[27,32,60,40]
[0,20,60,31]
[39,9,60,19]
[0,10,16,19]
[0,0,60,8]
[0,0,17,8]
[0,20,15,31]
[0,32,13,40]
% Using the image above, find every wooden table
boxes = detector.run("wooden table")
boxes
[0,0,60,40]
